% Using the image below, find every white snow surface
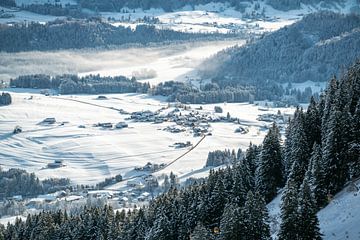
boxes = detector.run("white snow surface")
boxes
[268,180,360,240]
[318,180,360,240]
[0,91,295,185]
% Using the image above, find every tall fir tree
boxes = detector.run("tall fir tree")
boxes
[256,123,284,202]
[278,178,299,240]
[190,223,214,240]
[308,143,328,209]
[349,100,360,178]
[322,108,350,194]
[241,191,271,240]
[283,118,295,178]
[245,143,260,177]
[305,96,322,148]
[287,108,311,188]
[219,203,244,240]
[297,175,322,240]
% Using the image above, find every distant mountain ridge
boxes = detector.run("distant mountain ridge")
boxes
[0,19,223,52]
[199,11,360,86]
[74,0,356,12]
[3,0,358,12]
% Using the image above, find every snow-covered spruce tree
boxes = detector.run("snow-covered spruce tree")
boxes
[308,143,328,209]
[241,191,271,240]
[204,177,226,227]
[283,118,295,178]
[190,223,214,240]
[349,100,360,178]
[219,202,244,240]
[278,178,299,240]
[297,175,322,240]
[163,174,171,192]
[231,163,249,206]
[244,142,260,177]
[256,123,284,202]
[322,107,350,194]
[169,171,178,189]
[304,96,322,149]
[146,211,172,240]
[240,160,256,197]
[122,208,148,240]
[320,77,338,147]
[286,108,311,188]
[222,167,233,196]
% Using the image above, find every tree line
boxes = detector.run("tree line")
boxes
[0,19,225,52]
[151,80,314,104]
[10,74,151,95]
[0,167,70,201]
[1,0,342,12]
[75,0,339,12]
[9,74,317,104]
[0,0,15,7]
[21,3,88,19]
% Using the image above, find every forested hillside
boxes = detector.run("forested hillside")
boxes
[74,0,344,12]
[0,0,347,11]
[1,60,359,240]
[0,19,222,52]
[200,12,360,86]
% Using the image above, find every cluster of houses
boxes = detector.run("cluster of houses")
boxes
[163,126,186,133]
[93,121,129,129]
[256,113,290,124]
[6,186,153,209]
[134,162,166,172]
[128,108,214,137]
[7,190,84,208]
[118,191,152,206]
[173,141,192,149]
[129,110,161,123]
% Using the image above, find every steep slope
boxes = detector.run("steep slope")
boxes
[200,12,360,86]
[318,179,360,240]
[267,180,360,240]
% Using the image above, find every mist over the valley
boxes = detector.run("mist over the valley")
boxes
[0,40,240,85]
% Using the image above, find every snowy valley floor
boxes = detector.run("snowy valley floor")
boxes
[0,91,295,185]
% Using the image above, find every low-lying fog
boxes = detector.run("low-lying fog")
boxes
[0,40,243,85]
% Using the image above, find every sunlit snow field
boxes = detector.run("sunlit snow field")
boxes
[0,91,295,185]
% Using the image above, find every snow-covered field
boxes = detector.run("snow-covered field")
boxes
[0,40,242,85]
[0,91,295,185]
